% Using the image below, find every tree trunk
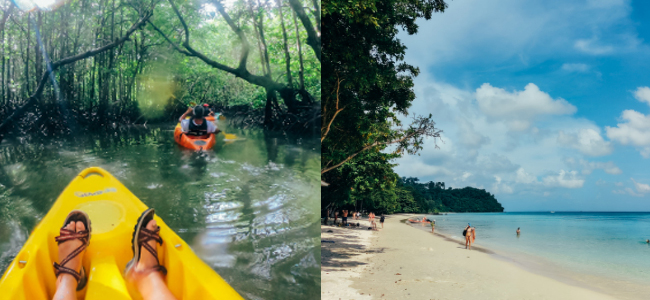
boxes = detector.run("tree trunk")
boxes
[25,13,30,96]
[292,10,305,90]
[276,0,292,88]
[255,0,272,79]
[34,12,42,90]
[287,0,320,62]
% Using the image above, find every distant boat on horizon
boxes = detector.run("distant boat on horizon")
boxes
[550,211,555,213]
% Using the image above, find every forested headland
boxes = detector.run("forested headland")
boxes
[0,0,320,141]
[321,0,504,215]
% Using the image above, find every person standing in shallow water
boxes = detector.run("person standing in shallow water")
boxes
[516,227,521,235]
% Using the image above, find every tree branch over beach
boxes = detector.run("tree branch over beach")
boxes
[321,114,441,174]
[321,0,447,182]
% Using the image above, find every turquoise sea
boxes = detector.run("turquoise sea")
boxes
[415,212,650,298]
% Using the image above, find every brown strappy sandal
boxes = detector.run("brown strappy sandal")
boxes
[125,208,167,276]
[54,210,92,291]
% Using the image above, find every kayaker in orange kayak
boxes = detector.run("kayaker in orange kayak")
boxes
[178,105,219,136]
[202,103,216,116]
[53,209,177,300]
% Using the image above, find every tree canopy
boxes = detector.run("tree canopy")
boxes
[321,0,446,211]
[0,0,321,141]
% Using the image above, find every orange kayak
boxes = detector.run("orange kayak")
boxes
[173,124,216,151]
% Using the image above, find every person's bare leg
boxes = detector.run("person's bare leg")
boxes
[53,221,85,300]
[131,219,177,300]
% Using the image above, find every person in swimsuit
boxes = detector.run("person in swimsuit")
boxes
[516,227,520,235]
[342,210,349,226]
[431,219,436,233]
[465,224,476,250]
[380,214,385,228]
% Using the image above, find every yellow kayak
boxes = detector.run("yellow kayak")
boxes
[0,167,243,300]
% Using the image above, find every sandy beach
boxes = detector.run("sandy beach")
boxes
[321,214,621,300]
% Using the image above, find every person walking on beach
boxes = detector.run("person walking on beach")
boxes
[342,210,349,226]
[465,224,476,250]
[380,214,385,228]
[334,211,339,225]
[431,219,436,233]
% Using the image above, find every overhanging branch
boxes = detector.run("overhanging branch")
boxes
[0,11,153,141]
[288,0,320,62]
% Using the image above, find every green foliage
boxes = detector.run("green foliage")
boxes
[398,177,505,213]
[322,0,447,175]
[321,0,447,214]
[330,175,505,215]
[0,0,320,128]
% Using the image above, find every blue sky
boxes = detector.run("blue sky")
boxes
[393,0,650,211]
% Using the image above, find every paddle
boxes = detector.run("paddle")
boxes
[181,101,243,142]
[213,114,243,142]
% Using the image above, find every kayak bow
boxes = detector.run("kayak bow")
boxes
[0,167,242,300]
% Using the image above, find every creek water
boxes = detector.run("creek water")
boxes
[0,122,320,299]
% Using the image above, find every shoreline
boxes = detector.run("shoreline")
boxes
[322,214,628,300]
[413,213,650,300]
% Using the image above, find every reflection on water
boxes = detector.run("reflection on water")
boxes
[0,124,321,299]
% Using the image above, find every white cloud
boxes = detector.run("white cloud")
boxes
[564,158,622,175]
[605,110,650,157]
[557,128,612,156]
[457,118,490,148]
[543,170,585,188]
[492,176,514,194]
[631,178,650,194]
[515,168,537,184]
[561,63,590,73]
[476,83,577,131]
[399,0,639,68]
[613,187,643,197]
[634,87,650,106]
[574,37,614,55]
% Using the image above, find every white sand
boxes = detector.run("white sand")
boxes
[322,214,624,300]
[321,218,377,300]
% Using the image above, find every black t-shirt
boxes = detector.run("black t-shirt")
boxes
[380,216,385,222]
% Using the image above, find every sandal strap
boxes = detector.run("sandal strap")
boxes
[55,229,89,245]
[137,226,167,275]
[139,227,163,245]
[53,262,81,281]
[53,227,88,283]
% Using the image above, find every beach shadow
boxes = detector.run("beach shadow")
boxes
[321,228,387,272]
